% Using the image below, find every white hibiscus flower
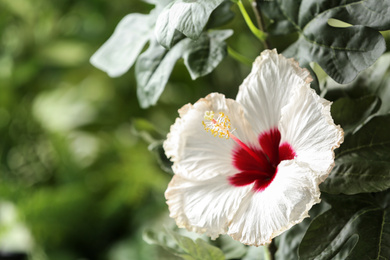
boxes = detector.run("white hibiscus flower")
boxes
[163,49,344,246]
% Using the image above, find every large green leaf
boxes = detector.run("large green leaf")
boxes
[136,30,232,108]
[274,202,330,260]
[299,193,390,260]
[135,38,184,108]
[260,0,390,84]
[330,96,381,135]
[325,53,390,115]
[90,0,175,78]
[321,115,390,195]
[206,0,235,30]
[155,0,225,48]
[183,30,233,80]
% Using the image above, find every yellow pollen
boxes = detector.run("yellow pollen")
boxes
[202,110,263,164]
[202,111,231,139]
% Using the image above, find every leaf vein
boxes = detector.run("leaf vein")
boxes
[361,2,383,16]
[302,0,367,31]
[275,0,301,31]
[302,35,367,52]
[336,140,390,158]
[376,210,386,260]
[276,0,368,51]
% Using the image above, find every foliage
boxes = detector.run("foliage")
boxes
[299,192,390,259]
[90,0,235,108]
[1,0,390,259]
[260,0,390,84]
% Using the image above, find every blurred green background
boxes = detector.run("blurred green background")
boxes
[0,0,261,259]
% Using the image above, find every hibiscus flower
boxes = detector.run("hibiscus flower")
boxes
[163,49,344,246]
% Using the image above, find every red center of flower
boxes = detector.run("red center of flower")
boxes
[229,128,296,192]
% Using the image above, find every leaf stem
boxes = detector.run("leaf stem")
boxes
[250,0,270,49]
[227,46,253,66]
[236,0,267,44]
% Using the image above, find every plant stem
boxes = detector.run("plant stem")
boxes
[227,46,253,66]
[250,0,271,49]
[236,0,267,44]
[250,0,264,31]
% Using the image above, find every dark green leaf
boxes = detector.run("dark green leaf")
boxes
[331,96,381,135]
[321,115,390,195]
[183,30,233,80]
[155,0,225,48]
[135,39,183,108]
[299,193,390,260]
[257,0,296,35]
[136,30,231,108]
[306,64,320,94]
[274,202,330,260]
[260,0,390,84]
[206,0,235,29]
[148,141,173,174]
[325,53,390,115]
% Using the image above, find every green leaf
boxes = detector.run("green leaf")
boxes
[206,0,235,29]
[135,39,183,108]
[148,141,173,174]
[168,230,225,260]
[183,30,233,80]
[90,13,154,77]
[321,115,390,195]
[144,228,225,260]
[136,30,231,108]
[299,193,390,260]
[258,0,296,35]
[274,202,330,260]
[155,0,225,48]
[331,96,381,135]
[325,53,390,115]
[143,228,183,256]
[260,0,390,84]
[192,238,225,260]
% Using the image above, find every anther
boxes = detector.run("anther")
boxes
[202,110,264,164]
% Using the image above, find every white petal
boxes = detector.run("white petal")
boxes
[279,84,344,181]
[228,160,321,246]
[236,49,312,134]
[163,93,257,180]
[166,174,253,239]
[90,13,153,77]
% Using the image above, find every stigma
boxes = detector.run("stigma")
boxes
[202,110,265,165]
